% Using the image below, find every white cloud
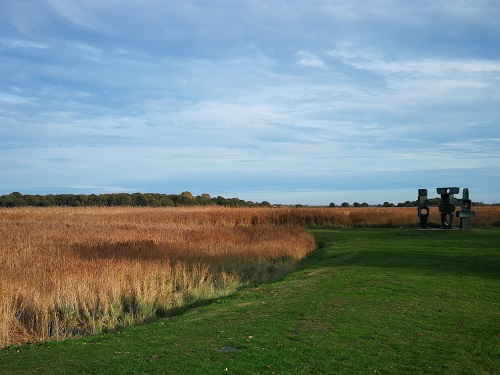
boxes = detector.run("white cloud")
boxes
[296,51,326,68]
[44,0,105,31]
[0,38,49,50]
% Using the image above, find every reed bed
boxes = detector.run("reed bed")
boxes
[1,205,498,348]
[0,207,315,348]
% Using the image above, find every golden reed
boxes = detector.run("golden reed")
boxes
[0,207,315,348]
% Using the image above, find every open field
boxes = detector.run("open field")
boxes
[1,206,499,350]
[1,227,498,374]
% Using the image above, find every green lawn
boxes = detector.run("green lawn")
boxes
[1,228,499,374]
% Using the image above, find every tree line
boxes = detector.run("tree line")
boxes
[1,192,491,208]
[0,192,272,208]
[329,200,424,208]
[329,197,488,208]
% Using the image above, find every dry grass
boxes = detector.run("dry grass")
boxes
[233,205,499,228]
[0,207,315,348]
[1,205,498,348]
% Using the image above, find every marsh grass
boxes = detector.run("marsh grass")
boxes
[0,207,315,348]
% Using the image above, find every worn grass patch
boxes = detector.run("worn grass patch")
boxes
[1,228,499,374]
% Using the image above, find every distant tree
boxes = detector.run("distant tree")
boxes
[0,195,15,207]
[181,191,194,200]
[144,193,160,206]
[76,194,88,206]
[14,197,28,207]
[329,202,336,207]
[36,196,51,207]
[0,192,27,206]
[196,193,213,205]
[213,196,226,205]
[353,202,361,207]
[180,192,197,205]
[157,194,174,207]
[382,201,394,207]
[397,200,414,207]
[341,202,350,207]
[361,202,369,207]
[115,193,133,206]
[25,195,41,207]
[86,195,97,206]
[226,197,242,207]
[45,195,56,206]
[133,193,148,206]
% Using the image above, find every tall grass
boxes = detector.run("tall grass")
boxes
[244,205,499,228]
[0,207,315,348]
[1,205,498,348]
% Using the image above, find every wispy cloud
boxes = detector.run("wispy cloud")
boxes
[45,0,104,31]
[296,51,326,68]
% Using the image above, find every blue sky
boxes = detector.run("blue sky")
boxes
[1,0,499,205]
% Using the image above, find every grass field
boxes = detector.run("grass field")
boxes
[1,226,498,374]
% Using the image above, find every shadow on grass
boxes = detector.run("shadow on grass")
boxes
[328,250,500,279]
[306,229,500,280]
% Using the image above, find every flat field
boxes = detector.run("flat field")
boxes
[1,226,499,374]
[1,205,499,350]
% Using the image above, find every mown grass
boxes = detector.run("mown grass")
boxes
[1,228,499,374]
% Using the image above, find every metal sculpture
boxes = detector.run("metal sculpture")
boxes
[456,188,475,229]
[417,189,430,229]
[437,187,459,229]
[417,187,475,229]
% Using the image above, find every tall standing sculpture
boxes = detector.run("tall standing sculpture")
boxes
[416,187,475,229]
[417,189,430,229]
[456,188,475,229]
[437,187,459,229]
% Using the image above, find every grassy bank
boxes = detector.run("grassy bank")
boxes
[1,227,498,374]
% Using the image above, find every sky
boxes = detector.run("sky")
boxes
[1,0,499,205]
